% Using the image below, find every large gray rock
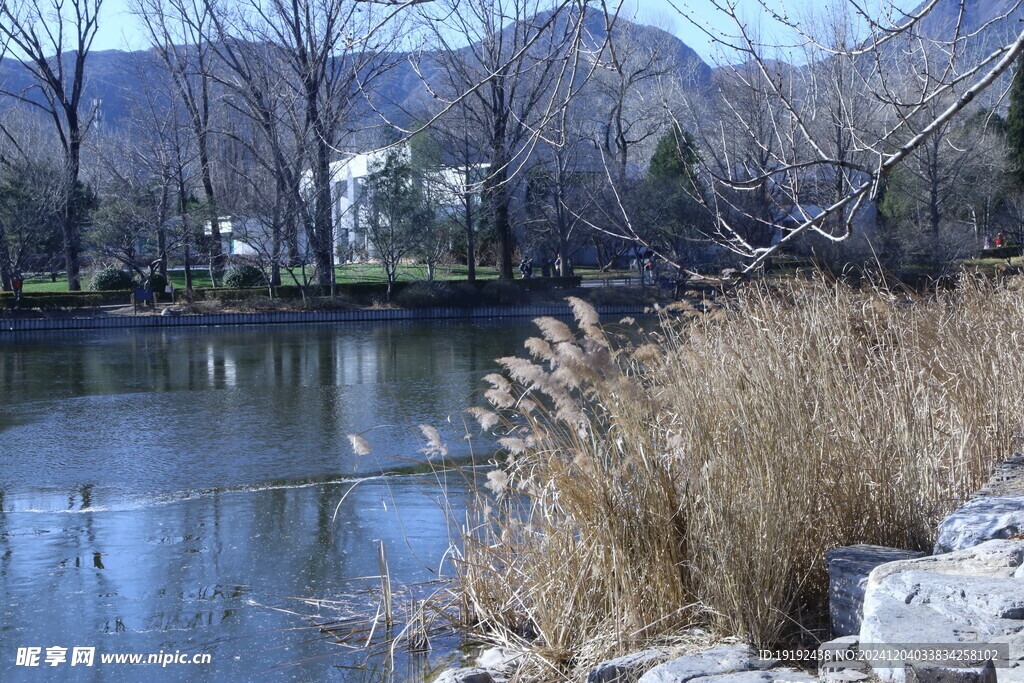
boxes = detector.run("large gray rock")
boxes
[475,647,523,674]
[826,545,926,636]
[818,636,868,681]
[434,667,496,683]
[935,496,1024,554]
[859,539,1024,683]
[637,645,778,683]
[587,649,668,683]
[687,670,818,683]
[822,672,870,683]
[904,660,996,683]
[975,454,1024,498]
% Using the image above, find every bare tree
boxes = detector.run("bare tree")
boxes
[585,8,700,278]
[0,0,103,290]
[117,55,210,292]
[0,157,66,288]
[200,32,302,288]
[524,109,596,273]
[666,0,1024,276]
[955,114,1011,241]
[420,110,487,280]
[214,0,399,291]
[417,0,592,279]
[133,0,226,284]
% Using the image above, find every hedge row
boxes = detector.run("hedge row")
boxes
[0,276,583,309]
[2,293,108,309]
[981,246,1023,260]
[196,276,582,301]
[0,290,147,309]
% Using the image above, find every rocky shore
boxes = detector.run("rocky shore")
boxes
[435,453,1024,683]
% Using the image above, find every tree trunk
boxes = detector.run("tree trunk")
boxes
[0,221,12,291]
[271,223,282,287]
[184,241,193,293]
[496,196,513,279]
[485,166,514,279]
[198,167,223,282]
[465,200,476,282]
[64,126,83,291]
[179,183,193,295]
[558,232,568,278]
[195,89,224,282]
[286,173,301,267]
[311,133,335,292]
[157,184,169,278]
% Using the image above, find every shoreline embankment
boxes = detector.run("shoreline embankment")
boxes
[0,303,651,333]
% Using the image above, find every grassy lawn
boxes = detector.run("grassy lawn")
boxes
[22,263,636,292]
[20,274,69,292]
[22,270,216,292]
[962,256,1024,274]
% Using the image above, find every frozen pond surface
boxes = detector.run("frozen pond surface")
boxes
[0,320,538,680]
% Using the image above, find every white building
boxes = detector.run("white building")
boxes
[204,216,310,259]
[325,148,485,262]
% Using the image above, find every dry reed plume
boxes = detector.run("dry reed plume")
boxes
[453,277,1024,680]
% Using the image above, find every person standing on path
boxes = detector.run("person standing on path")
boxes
[11,272,24,310]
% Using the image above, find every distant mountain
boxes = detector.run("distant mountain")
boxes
[0,10,711,134]
[911,0,1024,38]
[0,48,164,129]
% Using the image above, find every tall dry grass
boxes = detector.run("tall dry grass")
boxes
[453,277,1024,679]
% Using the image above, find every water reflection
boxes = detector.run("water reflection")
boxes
[0,320,539,680]
[0,320,533,507]
[0,476,466,680]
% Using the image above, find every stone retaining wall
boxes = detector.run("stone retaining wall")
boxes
[0,304,649,333]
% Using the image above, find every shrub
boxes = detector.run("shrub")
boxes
[586,285,659,306]
[197,288,258,301]
[148,273,168,292]
[454,279,1018,677]
[1,293,110,309]
[180,300,223,315]
[298,295,356,311]
[223,264,266,289]
[983,245,1022,260]
[393,282,444,308]
[232,295,282,312]
[480,279,524,305]
[519,275,582,291]
[89,268,134,291]
[393,281,480,308]
[447,282,480,307]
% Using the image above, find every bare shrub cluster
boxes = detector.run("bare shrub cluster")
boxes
[455,280,1024,678]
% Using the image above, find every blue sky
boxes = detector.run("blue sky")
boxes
[91,0,923,64]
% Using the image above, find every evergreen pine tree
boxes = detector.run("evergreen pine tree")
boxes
[641,125,710,265]
[648,126,700,193]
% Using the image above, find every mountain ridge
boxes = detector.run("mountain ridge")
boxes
[0,10,711,135]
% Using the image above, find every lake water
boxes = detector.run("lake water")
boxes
[0,320,541,680]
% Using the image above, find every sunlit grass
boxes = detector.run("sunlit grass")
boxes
[21,263,635,292]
